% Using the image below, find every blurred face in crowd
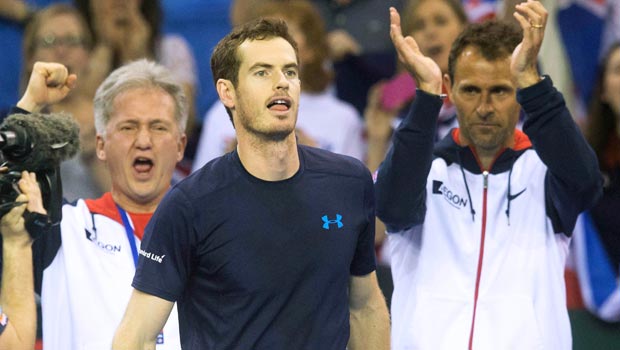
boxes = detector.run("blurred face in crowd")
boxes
[223,37,301,142]
[280,21,312,65]
[408,0,465,73]
[96,87,186,212]
[33,13,90,75]
[445,47,520,158]
[602,46,620,120]
[90,0,141,26]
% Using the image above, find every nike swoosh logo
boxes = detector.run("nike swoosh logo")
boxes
[508,188,527,201]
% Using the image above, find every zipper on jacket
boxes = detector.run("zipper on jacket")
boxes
[468,170,489,350]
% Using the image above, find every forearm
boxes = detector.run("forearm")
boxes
[0,0,31,22]
[375,90,442,231]
[0,239,36,350]
[112,328,156,350]
[112,289,173,350]
[348,287,390,350]
[520,77,602,203]
[366,136,391,173]
[81,44,114,98]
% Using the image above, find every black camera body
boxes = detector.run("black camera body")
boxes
[0,112,80,231]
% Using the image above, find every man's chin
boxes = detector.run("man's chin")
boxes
[255,128,295,142]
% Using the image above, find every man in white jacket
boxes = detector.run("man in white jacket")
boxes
[376,2,602,349]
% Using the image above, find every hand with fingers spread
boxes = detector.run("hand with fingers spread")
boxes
[388,7,442,96]
[18,171,46,216]
[511,0,548,88]
[17,62,77,113]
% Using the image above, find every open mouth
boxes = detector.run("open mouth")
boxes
[133,157,153,173]
[267,99,291,111]
[426,45,443,57]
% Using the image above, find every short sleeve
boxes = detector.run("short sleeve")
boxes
[350,169,377,276]
[132,187,195,301]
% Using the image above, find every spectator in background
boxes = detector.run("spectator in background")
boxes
[0,0,66,116]
[193,0,365,170]
[365,0,468,173]
[21,3,109,201]
[312,0,405,114]
[571,42,620,323]
[365,0,468,264]
[0,171,46,350]
[73,0,197,169]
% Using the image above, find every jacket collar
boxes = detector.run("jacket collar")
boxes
[434,128,532,174]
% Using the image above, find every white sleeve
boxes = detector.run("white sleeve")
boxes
[157,34,197,87]
[192,103,236,172]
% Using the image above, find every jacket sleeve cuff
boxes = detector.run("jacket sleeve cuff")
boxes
[516,75,555,112]
[9,106,31,115]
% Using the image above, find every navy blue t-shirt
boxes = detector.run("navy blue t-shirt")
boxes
[133,145,377,349]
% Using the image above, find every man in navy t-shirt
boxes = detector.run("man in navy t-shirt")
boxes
[113,18,390,350]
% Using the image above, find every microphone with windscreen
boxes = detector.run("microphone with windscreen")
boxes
[0,112,80,226]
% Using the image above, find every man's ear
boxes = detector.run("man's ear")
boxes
[176,133,188,162]
[96,134,106,161]
[443,73,453,98]
[216,79,236,109]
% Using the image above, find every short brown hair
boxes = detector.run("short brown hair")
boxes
[211,18,299,87]
[447,20,522,84]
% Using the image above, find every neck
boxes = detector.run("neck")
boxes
[110,190,159,214]
[475,149,500,170]
[237,133,299,181]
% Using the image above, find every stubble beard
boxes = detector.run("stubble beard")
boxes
[469,126,513,154]
[237,108,295,143]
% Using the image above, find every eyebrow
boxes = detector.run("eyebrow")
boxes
[248,62,299,71]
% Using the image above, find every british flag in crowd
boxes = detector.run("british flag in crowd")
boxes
[559,0,620,322]
[461,0,499,22]
[557,0,613,107]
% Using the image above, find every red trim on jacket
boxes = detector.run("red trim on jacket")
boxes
[451,128,533,151]
[84,192,152,240]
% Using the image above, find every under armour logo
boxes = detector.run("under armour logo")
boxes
[322,214,344,230]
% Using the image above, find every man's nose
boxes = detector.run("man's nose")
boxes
[476,94,494,118]
[135,128,153,148]
[274,71,290,91]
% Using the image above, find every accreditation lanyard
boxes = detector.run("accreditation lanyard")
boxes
[116,204,139,267]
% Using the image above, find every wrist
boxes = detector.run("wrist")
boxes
[2,234,32,249]
[516,70,542,89]
[417,82,443,96]
[16,96,42,113]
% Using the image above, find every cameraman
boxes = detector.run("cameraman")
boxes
[0,61,74,350]
[0,171,47,350]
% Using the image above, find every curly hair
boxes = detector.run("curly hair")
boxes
[447,20,522,84]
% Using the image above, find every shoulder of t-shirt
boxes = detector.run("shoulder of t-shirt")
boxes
[174,152,241,200]
[300,145,370,180]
